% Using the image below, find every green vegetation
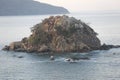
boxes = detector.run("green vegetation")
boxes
[55,24,77,38]
[28,24,50,45]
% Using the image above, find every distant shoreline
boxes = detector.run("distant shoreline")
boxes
[0,0,69,16]
[0,13,69,17]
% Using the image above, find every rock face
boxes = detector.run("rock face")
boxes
[3,15,101,53]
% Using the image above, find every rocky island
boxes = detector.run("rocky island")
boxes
[3,15,100,53]
[2,15,120,53]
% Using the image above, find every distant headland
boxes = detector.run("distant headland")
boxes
[0,0,69,16]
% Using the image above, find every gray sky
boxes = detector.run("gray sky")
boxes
[35,0,120,12]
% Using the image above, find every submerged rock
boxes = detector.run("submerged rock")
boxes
[65,58,75,62]
[3,15,102,53]
[65,57,90,62]
[18,56,24,58]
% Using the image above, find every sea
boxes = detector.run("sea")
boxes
[0,12,120,80]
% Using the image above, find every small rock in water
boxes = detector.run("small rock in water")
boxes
[2,45,10,51]
[65,57,90,62]
[113,53,116,55]
[18,56,24,58]
[79,57,90,60]
[50,56,55,60]
[65,58,71,62]
[13,55,17,57]
[65,58,76,63]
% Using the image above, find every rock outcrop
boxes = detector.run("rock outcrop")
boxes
[100,44,120,50]
[3,15,101,53]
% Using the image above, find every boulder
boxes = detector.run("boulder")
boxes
[2,45,10,51]
[9,41,22,50]
[38,45,50,52]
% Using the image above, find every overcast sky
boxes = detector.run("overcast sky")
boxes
[34,0,120,12]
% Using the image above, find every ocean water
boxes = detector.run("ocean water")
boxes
[0,13,120,80]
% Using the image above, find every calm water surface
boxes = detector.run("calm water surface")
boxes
[0,13,120,80]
